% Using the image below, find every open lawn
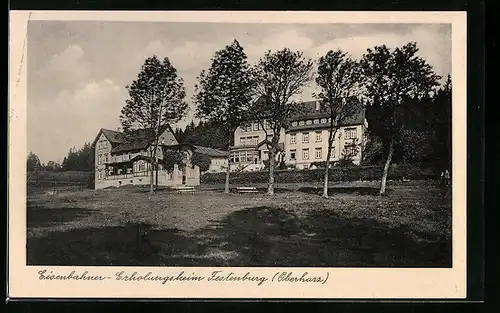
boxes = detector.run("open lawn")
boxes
[27,181,452,267]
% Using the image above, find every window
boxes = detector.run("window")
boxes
[328,118,332,123]
[290,149,296,160]
[299,120,305,126]
[253,136,260,145]
[292,121,298,127]
[315,148,322,159]
[253,123,259,131]
[345,146,358,156]
[306,120,312,125]
[127,168,132,174]
[240,137,246,146]
[139,162,145,171]
[303,164,309,170]
[105,153,108,163]
[290,134,296,144]
[98,171,102,180]
[246,152,253,162]
[234,152,240,163]
[315,132,322,142]
[345,128,357,139]
[302,132,309,143]
[330,146,336,159]
[302,148,309,160]
[321,118,327,124]
[314,119,319,124]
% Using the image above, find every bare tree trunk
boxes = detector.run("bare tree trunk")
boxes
[267,149,275,195]
[149,148,154,194]
[322,128,337,198]
[155,163,159,190]
[225,151,231,194]
[149,162,154,194]
[224,132,232,194]
[379,139,395,196]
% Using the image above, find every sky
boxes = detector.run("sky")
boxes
[27,21,451,164]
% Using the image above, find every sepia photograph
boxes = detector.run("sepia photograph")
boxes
[25,19,453,268]
[9,11,468,299]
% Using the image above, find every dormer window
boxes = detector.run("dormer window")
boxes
[321,118,327,124]
[299,120,305,126]
[292,121,298,127]
[306,120,312,125]
[313,119,319,124]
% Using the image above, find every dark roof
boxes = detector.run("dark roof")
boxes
[240,99,365,128]
[101,129,124,143]
[92,125,175,154]
[91,128,124,147]
[192,145,227,157]
[287,112,365,132]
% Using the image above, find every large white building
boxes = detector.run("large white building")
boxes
[230,100,367,171]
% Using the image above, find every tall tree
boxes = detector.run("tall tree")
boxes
[120,55,187,193]
[432,74,452,169]
[253,48,314,195]
[360,42,441,195]
[315,49,363,198]
[27,152,41,172]
[194,39,255,194]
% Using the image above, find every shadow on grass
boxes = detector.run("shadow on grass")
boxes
[298,186,383,196]
[27,206,451,267]
[27,207,93,228]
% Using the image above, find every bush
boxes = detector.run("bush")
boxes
[200,164,439,184]
[191,152,211,172]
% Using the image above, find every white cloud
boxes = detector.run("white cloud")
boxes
[28,25,451,163]
[244,29,315,62]
[311,26,450,78]
[28,79,125,163]
[133,40,219,72]
[36,44,94,90]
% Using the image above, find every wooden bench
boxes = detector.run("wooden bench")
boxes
[236,186,258,193]
[172,186,195,193]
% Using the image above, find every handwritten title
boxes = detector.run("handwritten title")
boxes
[37,269,329,286]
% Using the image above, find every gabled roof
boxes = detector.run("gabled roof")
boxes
[93,125,177,154]
[91,128,124,148]
[101,129,124,143]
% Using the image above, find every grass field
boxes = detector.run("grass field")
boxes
[26,180,452,267]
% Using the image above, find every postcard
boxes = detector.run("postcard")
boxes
[9,10,467,299]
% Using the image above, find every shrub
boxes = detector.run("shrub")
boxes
[200,164,439,184]
[191,152,211,172]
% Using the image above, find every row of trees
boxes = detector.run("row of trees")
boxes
[117,39,448,196]
[174,120,228,150]
[194,40,446,197]
[27,143,95,173]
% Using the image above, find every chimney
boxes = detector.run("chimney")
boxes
[315,101,320,111]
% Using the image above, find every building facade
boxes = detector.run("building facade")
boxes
[92,126,201,189]
[230,100,367,171]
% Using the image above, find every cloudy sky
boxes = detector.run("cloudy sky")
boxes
[27,21,451,163]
